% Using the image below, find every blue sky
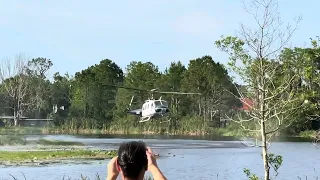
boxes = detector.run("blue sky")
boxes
[0,0,318,83]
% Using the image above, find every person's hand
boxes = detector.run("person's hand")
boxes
[106,156,119,180]
[146,147,167,180]
[146,147,158,170]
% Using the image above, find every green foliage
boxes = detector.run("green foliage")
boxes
[215,36,253,83]
[244,168,260,180]
[278,37,320,133]
[26,58,53,118]
[267,153,283,172]
[50,72,72,125]
[214,2,311,180]
[214,35,320,137]
[8,174,154,180]
[113,61,161,119]
[244,153,283,180]
[0,149,118,162]
[69,59,123,128]
[0,135,27,145]
[179,56,241,129]
[158,61,187,116]
[36,139,85,146]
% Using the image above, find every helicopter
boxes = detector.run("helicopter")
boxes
[126,88,202,122]
[126,95,170,123]
[106,85,202,123]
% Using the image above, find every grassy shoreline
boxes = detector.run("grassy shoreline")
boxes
[6,174,154,180]
[0,149,117,167]
[0,126,242,136]
[0,134,118,167]
[0,135,86,146]
[0,149,117,162]
[0,126,317,142]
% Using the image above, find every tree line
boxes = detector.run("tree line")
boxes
[0,39,319,135]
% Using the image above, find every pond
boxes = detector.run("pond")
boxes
[0,134,319,180]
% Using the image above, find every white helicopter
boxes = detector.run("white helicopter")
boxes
[126,96,169,122]
[126,88,202,122]
[106,85,202,123]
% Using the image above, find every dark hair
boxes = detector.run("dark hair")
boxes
[117,141,148,179]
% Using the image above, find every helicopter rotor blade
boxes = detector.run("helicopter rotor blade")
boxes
[129,96,134,107]
[156,91,202,95]
[102,84,149,92]
[102,84,201,95]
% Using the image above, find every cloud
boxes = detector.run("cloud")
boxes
[172,12,223,36]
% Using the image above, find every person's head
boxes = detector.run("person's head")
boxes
[116,141,148,180]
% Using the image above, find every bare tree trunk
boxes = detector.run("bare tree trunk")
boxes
[15,112,20,126]
[261,121,270,180]
[259,65,270,180]
[13,110,17,126]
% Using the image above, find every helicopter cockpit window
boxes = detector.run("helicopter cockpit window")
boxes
[161,100,168,107]
[154,100,168,107]
[154,101,161,107]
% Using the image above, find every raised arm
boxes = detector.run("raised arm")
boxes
[146,147,167,180]
[106,157,119,180]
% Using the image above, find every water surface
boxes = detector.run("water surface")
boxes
[0,135,319,180]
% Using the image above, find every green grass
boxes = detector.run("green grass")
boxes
[298,130,318,138]
[6,174,319,180]
[7,174,154,180]
[0,135,27,145]
[37,139,85,146]
[0,127,44,135]
[0,149,117,162]
[0,135,86,146]
[0,125,243,137]
[0,126,317,142]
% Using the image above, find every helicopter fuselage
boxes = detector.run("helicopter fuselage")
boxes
[127,99,169,122]
[142,99,169,116]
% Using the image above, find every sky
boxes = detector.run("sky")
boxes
[0,0,319,83]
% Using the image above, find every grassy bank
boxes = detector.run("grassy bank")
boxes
[6,173,319,180]
[0,135,27,145]
[0,125,317,142]
[7,174,154,180]
[0,135,85,146]
[0,125,243,137]
[0,149,117,164]
[36,139,85,146]
[298,130,319,139]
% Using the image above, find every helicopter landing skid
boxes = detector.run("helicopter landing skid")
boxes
[139,116,152,123]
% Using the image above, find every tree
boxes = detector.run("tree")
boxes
[50,72,72,125]
[69,59,123,128]
[0,54,33,126]
[26,57,53,79]
[26,57,53,118]
[215,0,304,179]
[159,61,187,116]
[181,56,239,127]
[277,38,320,133]
[113,61,161,119]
